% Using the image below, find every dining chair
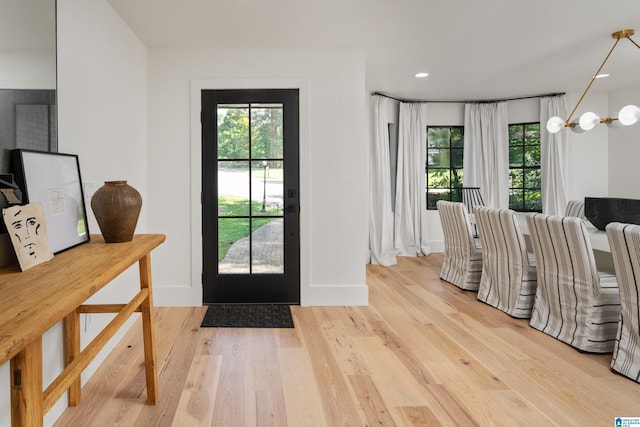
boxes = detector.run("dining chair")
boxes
[437,200,482,291]
[565,199,586,219]
[461,187,484,237]
[474,207,537,318]
[606,222,640,382]
[526,213,620,353]
[461,187,485,213]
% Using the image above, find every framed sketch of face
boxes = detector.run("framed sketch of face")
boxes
[3,202,54,271]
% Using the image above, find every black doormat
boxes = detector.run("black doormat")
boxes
[200,304,294,328]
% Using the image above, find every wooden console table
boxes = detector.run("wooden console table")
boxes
[0,233,166,427]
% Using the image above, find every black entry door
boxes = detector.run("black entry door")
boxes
[201,89,300,304]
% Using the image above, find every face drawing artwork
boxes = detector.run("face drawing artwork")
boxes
[3,203,54,271]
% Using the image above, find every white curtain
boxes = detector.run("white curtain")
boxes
[463,102,509,208]
[540,95,569,215]
[369,95,398,265]
[394,102,430,256]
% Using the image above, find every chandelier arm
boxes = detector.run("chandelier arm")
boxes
[565,37,621,125]
[626,36,640,50]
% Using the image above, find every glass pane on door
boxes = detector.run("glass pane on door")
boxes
[217,106,249,159]
[251,104,283,159]
[218,160,250,215]
[251,160,283,217]
[251,218,284,273]
[218,218,250,273]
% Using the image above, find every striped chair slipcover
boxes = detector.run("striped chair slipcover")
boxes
[474,207,537,318]
[606,222,640,382]
[526,213,620,353]
[437,200,482,291]
[565,199,586,219]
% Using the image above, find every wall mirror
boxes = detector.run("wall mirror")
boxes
[0,0,57,226]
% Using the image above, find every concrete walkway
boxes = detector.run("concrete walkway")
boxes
[219,218,284,273]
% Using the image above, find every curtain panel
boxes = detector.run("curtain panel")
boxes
[368,95,398,265]
[540,95,569,215]
[394,102,430,256]
[463,102,509,208]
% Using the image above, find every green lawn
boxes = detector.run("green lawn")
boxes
[217,195,280,261]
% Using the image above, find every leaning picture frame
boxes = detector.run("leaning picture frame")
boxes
[11,149,90,253]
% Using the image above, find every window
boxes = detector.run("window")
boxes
[426,126,463,209]
[508,123,541,212]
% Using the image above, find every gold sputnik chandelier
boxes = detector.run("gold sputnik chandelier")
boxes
[547,29,640,134]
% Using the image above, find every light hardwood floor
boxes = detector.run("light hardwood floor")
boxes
[56,254,640,426]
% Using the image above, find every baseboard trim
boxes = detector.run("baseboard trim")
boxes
[301,284,369,306]
[430,240,444,253]
[154,285,201,306]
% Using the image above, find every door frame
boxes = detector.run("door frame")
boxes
[188,79,310,306]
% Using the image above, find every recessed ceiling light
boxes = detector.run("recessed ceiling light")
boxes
[595,73,610,79]
[414,72,429,78]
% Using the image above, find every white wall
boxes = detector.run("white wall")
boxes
[0,1,148,426]
[148,48,369,306]
[608,83,640,198]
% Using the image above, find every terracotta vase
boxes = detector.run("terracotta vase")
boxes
[91,180,142,243]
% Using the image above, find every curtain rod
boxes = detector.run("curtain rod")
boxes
[371,91,566,104]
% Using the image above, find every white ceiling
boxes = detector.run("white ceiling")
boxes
[107,0,640,101]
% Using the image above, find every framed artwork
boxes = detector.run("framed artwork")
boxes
[3,202,54,270]
[12,149,89,253]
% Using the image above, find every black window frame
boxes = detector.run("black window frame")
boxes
[508,122,542,212]
[426,126,464,210]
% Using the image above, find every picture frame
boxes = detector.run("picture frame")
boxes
[11,149,90,253]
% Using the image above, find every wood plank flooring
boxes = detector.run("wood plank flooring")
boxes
[55,254,640,426]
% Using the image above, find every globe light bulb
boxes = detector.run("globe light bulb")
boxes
[546,116,564,133]
[579,112,600,131]
[618,105,640,126]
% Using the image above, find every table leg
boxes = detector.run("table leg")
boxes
[11,336,43,427]
[64,308,82,405]
[139,253,158,404]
